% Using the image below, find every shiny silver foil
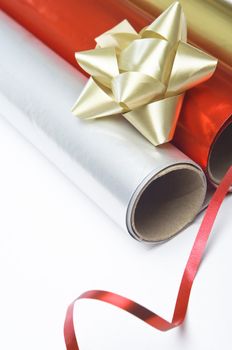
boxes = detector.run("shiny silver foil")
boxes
[0,12,207,242]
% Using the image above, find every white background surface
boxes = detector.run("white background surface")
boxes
[0,113,231,350]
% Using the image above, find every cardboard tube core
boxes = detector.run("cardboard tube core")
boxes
[130,164,206,242]
[208,121,232,186]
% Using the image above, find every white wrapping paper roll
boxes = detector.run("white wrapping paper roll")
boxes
[0,12,207,242]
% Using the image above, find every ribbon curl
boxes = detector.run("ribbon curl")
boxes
[64,166,232,349]
[72,2,217,146]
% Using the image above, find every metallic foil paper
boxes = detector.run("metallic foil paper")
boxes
[72,3,217,147]
[0,12,207,243]
[2,0,230,186]
[174,65,232,190]
[0,0,150,68]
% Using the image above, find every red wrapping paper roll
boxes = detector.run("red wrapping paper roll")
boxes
[174,66,232,185]
[1,0,231,186]
[0,0,150,68]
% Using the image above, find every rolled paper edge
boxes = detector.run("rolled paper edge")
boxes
[127,163,207,243]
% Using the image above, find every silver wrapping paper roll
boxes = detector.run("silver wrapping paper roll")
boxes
[0,12,207,243]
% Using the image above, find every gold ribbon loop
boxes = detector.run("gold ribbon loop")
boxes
[141,1,187,44]
[112,72,165,110]
[71,78,123,119]
[124,94,184,146]
[167,42,218,96]
[75,48,119,88]
[95,20,140,52]
[118,38,171,83]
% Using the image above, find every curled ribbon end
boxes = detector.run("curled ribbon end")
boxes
[64,167,232,349]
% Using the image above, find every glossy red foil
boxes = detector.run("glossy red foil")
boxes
[0,0,150,68]
[174,66,232,174]
[1,0,231,178]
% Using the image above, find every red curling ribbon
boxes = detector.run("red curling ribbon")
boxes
[64,166,232,350]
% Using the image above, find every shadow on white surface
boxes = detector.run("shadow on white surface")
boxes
[0,115,231,350]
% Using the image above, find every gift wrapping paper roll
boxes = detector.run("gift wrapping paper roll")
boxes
[1,0,231,188]
[0,0,150,69]
[174,66,232,189]
[0,12,207,243]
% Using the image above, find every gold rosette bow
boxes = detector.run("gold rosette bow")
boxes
[72,1,217,146]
